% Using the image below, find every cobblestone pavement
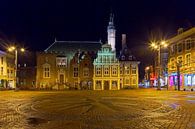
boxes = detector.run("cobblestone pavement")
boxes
[0,89,195,129]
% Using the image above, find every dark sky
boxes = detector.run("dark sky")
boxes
[0,0,195,51]
[1,0,195,79]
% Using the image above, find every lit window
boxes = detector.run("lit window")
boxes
[132,65,137,74]
[104,66,109,75]
[96,66,101,75]
[112,66,117,75]
[125,78,129,84]
[56,57,67,67]
[192,75,195,86]
[177,43,182,53]
[125,66,130,75]
[83,68,89,77]
[185,53,191,66]
[186,39,192,50]
[43,66,50,78]
[73,67,78,77]
[187,75,192,86]
[177,56,183,63]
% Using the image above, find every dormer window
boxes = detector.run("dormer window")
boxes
[128,56,132,60]
[121,55,125,60]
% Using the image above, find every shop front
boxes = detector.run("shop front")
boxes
[168,72,183,90]
[184,74,195,90]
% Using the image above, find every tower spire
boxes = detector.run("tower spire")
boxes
[107,12,116,51]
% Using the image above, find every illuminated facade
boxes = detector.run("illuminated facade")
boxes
[36,14,140,90]
[93,43,120,90]
[36,41,101,90]
[153,49,168,87]
[69,52,94,90]
[0,50,15,88]
[118,34,140,88]
[167,27,195,90]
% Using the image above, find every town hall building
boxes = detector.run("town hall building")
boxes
[36,13,140,90]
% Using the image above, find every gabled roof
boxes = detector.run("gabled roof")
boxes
[118,46,138,61]
[45,41,102,58]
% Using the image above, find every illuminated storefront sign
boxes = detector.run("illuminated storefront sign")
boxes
[169,73,182,86]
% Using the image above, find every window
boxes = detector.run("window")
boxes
[112,66,117,75]
[121,55,125,60]
[128,56,132,60]
[1,67,3,75]
[43,66,50,78]
[132,65,137,74]
[112,81,117,87]
[56,57,67,67]
[170,58,175,69]
[120,66,123,75]
[192,75,195,86]
[11,70,13,77]
[1,57,3,65]
[104,66,109,75]
[73,67,78,77]
[7,69,9,78]
[177,56,183,64]
[174,44,177,54]
[125,78,129,84]
[132,78,136,84]
[186,39,192,50]
[177,43,182,53]
[185,53,191,66]
[96,66,101,75]
[96,81,102,89]
[83,68,89,77]
[170,45,175,55]
[125,66,130,75]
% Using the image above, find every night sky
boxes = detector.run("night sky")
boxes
[0,0,195,79]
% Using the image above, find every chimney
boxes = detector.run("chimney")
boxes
[122,34,126,49]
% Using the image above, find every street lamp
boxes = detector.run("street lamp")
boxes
[8,46,25,89]
[145,66,150,87]
[150,41,168,90]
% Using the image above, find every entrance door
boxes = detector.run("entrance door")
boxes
[59,74,64,84]
[104,81,109,90]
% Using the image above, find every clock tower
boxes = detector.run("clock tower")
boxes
[107,13,116,51]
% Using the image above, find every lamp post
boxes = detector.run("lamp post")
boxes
[151,41,167,90]
[8,46,25,89]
